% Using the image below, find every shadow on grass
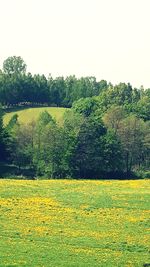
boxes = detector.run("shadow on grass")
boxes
[3,104,49,114]
[0,162,146,180]
[0,162,35,180]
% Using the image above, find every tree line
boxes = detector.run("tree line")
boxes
[0,56,149,179]
[0,56,108,108]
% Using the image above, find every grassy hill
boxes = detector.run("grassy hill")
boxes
[4,107,68,125]
[0,179,149,267]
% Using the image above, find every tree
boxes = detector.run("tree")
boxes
[0,105,5,161]
[117,115,148,175]
[0,105,9,161]
[64,75,77,107]
[49,77,66,107]
[72,97,100,117]
[63,110,84,176]
[72,116,107,178]
[37,111,55,126]
[103,129,123,173]
[3,56,27,75]
[135,96,150,121]
[33,74,49,104]
[33,111,57,176]
[103,105,126,133]
[38,124,66,178]
[10,123,34,169]
[98,82,133,113]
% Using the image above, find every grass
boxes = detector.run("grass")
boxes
[0,179,149,267]
[3,107,68,125]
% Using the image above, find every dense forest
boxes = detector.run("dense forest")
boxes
[0,56,150,179]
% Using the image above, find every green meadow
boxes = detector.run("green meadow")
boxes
[4,107,67,125]
[0,179,149,267]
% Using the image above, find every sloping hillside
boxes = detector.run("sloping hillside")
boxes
[4,107,68,125]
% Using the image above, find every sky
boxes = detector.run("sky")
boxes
[0,0,150,88]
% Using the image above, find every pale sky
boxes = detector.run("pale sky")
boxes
[0,0,150,88]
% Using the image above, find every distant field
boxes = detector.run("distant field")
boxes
[0,179,149,267]
[4,107,68,125]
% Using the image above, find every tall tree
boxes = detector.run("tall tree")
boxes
[117,115,148,174]
[0,105,7,161]
[72,116,106,178]
[103,105,126,133]
[3,56,27,75]
[9,121,37,173]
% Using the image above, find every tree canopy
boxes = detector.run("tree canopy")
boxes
[3,56,27,75]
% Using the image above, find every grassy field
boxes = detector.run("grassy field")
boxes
[0,179,149,267]
[4,107,67,125]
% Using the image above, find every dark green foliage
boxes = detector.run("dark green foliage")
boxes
[0,57,109,108]
[0,105,9,161]
[35,124,67,178]
[72,97,100,117]
[103,129,123,173]
[71,117,106,178]
[3,56,26,75]
[0,106,5,160]
[10,124,34,169]
[116,115,149,174]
